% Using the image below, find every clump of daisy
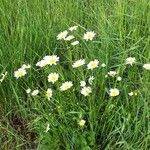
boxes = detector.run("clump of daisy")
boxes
[60,81,73,91]
[14,68,27,79]
[80,81,86,87]
[31,89,39,96]
[125,57,136,65]
[78,119,86,127]
[71,41,79,46]
[46,88,53,100]
[69,26,78,31]
[88,76,94,85]
[48,73,59,84]
[87,59,99,70]
[143,64,150,70]
[43,55,59,66]
[57,30,68,40]
[81,86,92,96]
[84,31,96,41]
[108,71,117,77]
[72,59,85,68]
[0,71,8,82]
[109,88,120,97]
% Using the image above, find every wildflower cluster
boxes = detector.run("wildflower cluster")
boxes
[13,26,150,101]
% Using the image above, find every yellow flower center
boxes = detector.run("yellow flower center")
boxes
[49,59,56,64]
[51,76,57,81]
[111,91,117,96]
[18,71,23,77]
[87,34,92,38]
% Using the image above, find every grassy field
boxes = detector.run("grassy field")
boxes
[0,0,150,149]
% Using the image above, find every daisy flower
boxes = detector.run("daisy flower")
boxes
[14,68,27,79]
[80,81,86,87]
[88,76,94,85]
[22,64,31,69]
[87,59,99,70]
[109,88,120,97]
[48,73,59,84]
[84,31,96,41]
[43,55,59,66]
[64,35,75,41]
[117,76,122,81]
[0,71,8,82]
[71,41,79,46]
[36,60,47,68]
[60,81,73,91]
[26,88,31,94]
[45,124,50,133]
[31,89,39,96]
[69,26,78,31]
[108,71,117,77]
[72,59,85,68]
[125,57,136,65]
[57,30,68,40]
[46,88,53,99]
[101,63,106,67]
[128,92,134,96]
[78,119,86,127]
[143,64,150,70]
[81,86,92,96]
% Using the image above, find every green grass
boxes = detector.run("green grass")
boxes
[0,0,150,149]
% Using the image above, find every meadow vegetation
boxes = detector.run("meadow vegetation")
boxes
[0,0,150,149]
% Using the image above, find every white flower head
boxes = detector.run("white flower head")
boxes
[128,92,134,96]
[57,30,68,40]
[0,71,8,82]
[78,119,86,127]
[69,26,78,31]
[43,55,59,66]
[88,76,94,85]
[81,86,92,96]
[26,88,31,94]
[45,124,50,133]
[36,59,47,68]
[109,88,120,97]
[48,73,59,84]
[14,68,27,79]
[87,59,99,70]
[31,89,39,96]
[22,64,31,69]
[84,31,96,41]
[46,88,53,99]
[80,81,86,87]
[101,63,106,67]
[125,57,136,65]
[108,71,117,77]
[117,76,122,81]
[60,81,73,91]
[105,75,108,78]
[71,41,79,46]
[143,64,150,70]
[72,59,85,68]
[64,35,75,41]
